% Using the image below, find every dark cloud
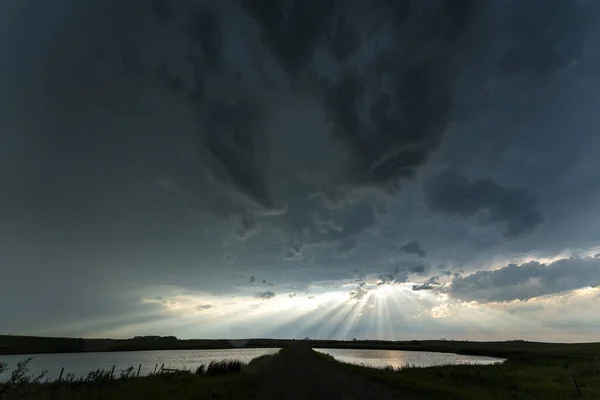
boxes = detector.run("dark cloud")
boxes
[319,1,483,191]
[378,266,407,284]
[411,265,427,275]
[412,276,443,292]
[203,0,486,221]
[425,170,543,239]
[240,0,335,75]
[202,99,272,209]
[195,304,214,311]
[500,0,596,77]
[256,291,276,300]
[150,0,173,23]
[187,6,223,70]
[401,241,426,257]
[449,256,600,303]
[249,276,255,283]
[349,282,368,301]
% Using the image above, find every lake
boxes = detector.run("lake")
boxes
[313,348,505,369]
[0,348,279,381]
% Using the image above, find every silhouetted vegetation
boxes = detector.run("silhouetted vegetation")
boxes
[7,334,600,359]
[195,360,243,376]
[0,357,257,400]
[0,335,284,355]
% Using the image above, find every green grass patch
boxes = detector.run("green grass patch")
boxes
[315,350,600,399]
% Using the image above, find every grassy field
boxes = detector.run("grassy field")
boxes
[316,344,600,399]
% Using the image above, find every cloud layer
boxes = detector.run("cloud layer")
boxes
[426,170,543,239]
[449,256,600,303]
[1,0,600,339]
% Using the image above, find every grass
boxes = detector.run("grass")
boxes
[0,357,258,400]
[196,360,244,376]
[315,350,600,399]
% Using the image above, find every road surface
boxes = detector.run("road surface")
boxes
[250,346,415,400]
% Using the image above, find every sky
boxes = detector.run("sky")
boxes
[1,0,600,342]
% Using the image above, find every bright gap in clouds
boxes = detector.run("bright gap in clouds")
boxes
[74,259,600,343]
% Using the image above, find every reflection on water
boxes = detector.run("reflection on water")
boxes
[314,348,504,369]
[0,348,280,381]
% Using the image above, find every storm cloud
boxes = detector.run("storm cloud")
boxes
[449,256,600,303]
[401,241,426,258]
[1,0,600,341]
[425,170,543,239]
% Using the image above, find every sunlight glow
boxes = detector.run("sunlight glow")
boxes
[84,275,600,342]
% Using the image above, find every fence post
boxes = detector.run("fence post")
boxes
[137,364,142,378]
[160,363,165,373]
[572,378,582,397]
[153,363,158,375]
[110,365,115,379]
[58,367,64,381]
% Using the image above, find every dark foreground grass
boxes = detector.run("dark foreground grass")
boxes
[316,350,600,399]
[0,358,259,400]
[196,360,244,376]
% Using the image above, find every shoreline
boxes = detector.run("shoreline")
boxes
[2,335,600,359]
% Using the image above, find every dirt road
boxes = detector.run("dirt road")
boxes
[251,346,414,400]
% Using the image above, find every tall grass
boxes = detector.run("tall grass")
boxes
[195,360,244,376]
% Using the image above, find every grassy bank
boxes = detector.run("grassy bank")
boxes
[0,358,259,400]
[316,349,600,399]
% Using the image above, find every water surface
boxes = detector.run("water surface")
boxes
[0,348,279,381]
[314,348,504,369]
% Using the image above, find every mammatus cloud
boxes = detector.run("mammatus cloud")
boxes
[425,170,543,239]
[400,241,426,257]
[448,256,600,302]
[256,291,276,300]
